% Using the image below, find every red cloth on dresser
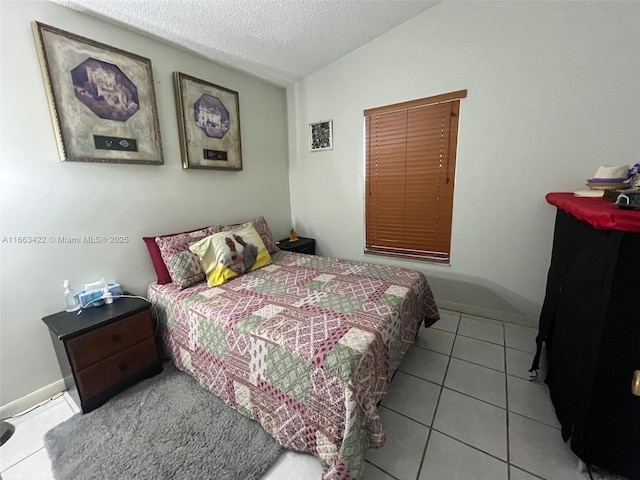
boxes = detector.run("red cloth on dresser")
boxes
[546,193,640,232]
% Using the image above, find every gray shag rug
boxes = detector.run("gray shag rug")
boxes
[44,363,282,480]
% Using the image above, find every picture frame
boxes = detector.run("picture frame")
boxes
[173,72,242,170]
[32,22,163,165]
[309,120,333,152]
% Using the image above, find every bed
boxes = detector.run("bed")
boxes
[148,247,439,480]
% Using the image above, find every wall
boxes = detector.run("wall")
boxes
[0,1,290,406]
[287,1,640,324]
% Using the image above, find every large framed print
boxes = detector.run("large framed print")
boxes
[173,72,242,170]
[32,22,163,165]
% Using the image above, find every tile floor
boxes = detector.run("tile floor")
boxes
[0,311,628,480]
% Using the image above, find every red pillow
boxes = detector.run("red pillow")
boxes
[143,226,220,284]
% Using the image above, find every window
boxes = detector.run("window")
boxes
[364,90,466,264]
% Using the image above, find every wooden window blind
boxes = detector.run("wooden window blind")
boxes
[364,90,466,264]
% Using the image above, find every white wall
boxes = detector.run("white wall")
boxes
[287,1,640,324]
[0,1,290,406]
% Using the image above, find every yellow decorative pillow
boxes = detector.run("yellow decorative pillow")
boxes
[189,224,272,287]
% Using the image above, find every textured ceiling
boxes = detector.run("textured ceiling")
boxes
[50,0,440,86]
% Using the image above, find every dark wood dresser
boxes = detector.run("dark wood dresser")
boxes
[43,297,162,413]
[532,193,640,479]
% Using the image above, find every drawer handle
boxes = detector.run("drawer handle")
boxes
[118,363,128,372]
[112,334,121,342]
[633,370,640,397]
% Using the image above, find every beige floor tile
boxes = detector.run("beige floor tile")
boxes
[509,412,585,480]
[431,310,460,333]
[507,376,560,428]
[382,371,441,425]
[432,388,507,461]
[505,325,537,353]
[451,335,505,372]
[0,397,73,472]
[365,407,429,480]
[444,357,506,408]
[414,327,455,355]
[458,315,504,345]
[420,431,508,480]
[398,346,449,385]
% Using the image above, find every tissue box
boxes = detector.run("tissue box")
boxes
[78,282,122,308]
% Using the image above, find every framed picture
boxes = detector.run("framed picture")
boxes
[173,72,242,170]
[309,120,333,152]
[32,22,163,165]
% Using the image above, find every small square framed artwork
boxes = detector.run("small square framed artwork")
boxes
[309,120,333,152]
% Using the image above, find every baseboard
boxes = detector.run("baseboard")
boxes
[437,300,537,328]
[0,379,65,420]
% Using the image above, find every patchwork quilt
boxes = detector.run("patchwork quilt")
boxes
[148,251,439,480]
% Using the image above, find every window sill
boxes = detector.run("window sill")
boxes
[364,249,450,266]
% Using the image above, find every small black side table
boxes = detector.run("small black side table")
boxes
[43,297,162,413]
[277,237,316,255]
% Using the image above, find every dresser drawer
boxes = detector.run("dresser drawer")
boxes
[75,337,159,400]
[66,310,153,371]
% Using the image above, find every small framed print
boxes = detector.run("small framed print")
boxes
[32,22,163,165]
[309,120,333,152]
[174,72,242,170]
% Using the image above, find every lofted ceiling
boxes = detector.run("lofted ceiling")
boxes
[50,0,441,86]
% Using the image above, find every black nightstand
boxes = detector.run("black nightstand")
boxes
[42,297,162,413]
[277,237,316,255]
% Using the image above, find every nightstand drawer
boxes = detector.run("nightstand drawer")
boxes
[66,310,153,371]
[294,243,315,254]
[75,337,159,400]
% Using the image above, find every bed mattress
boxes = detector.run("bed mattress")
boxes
[148,250,439,479]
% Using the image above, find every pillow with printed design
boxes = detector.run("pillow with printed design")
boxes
[143,225,222,284]
[221,215,279,254]
[190,224,272,287]
[155,226,218,289]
